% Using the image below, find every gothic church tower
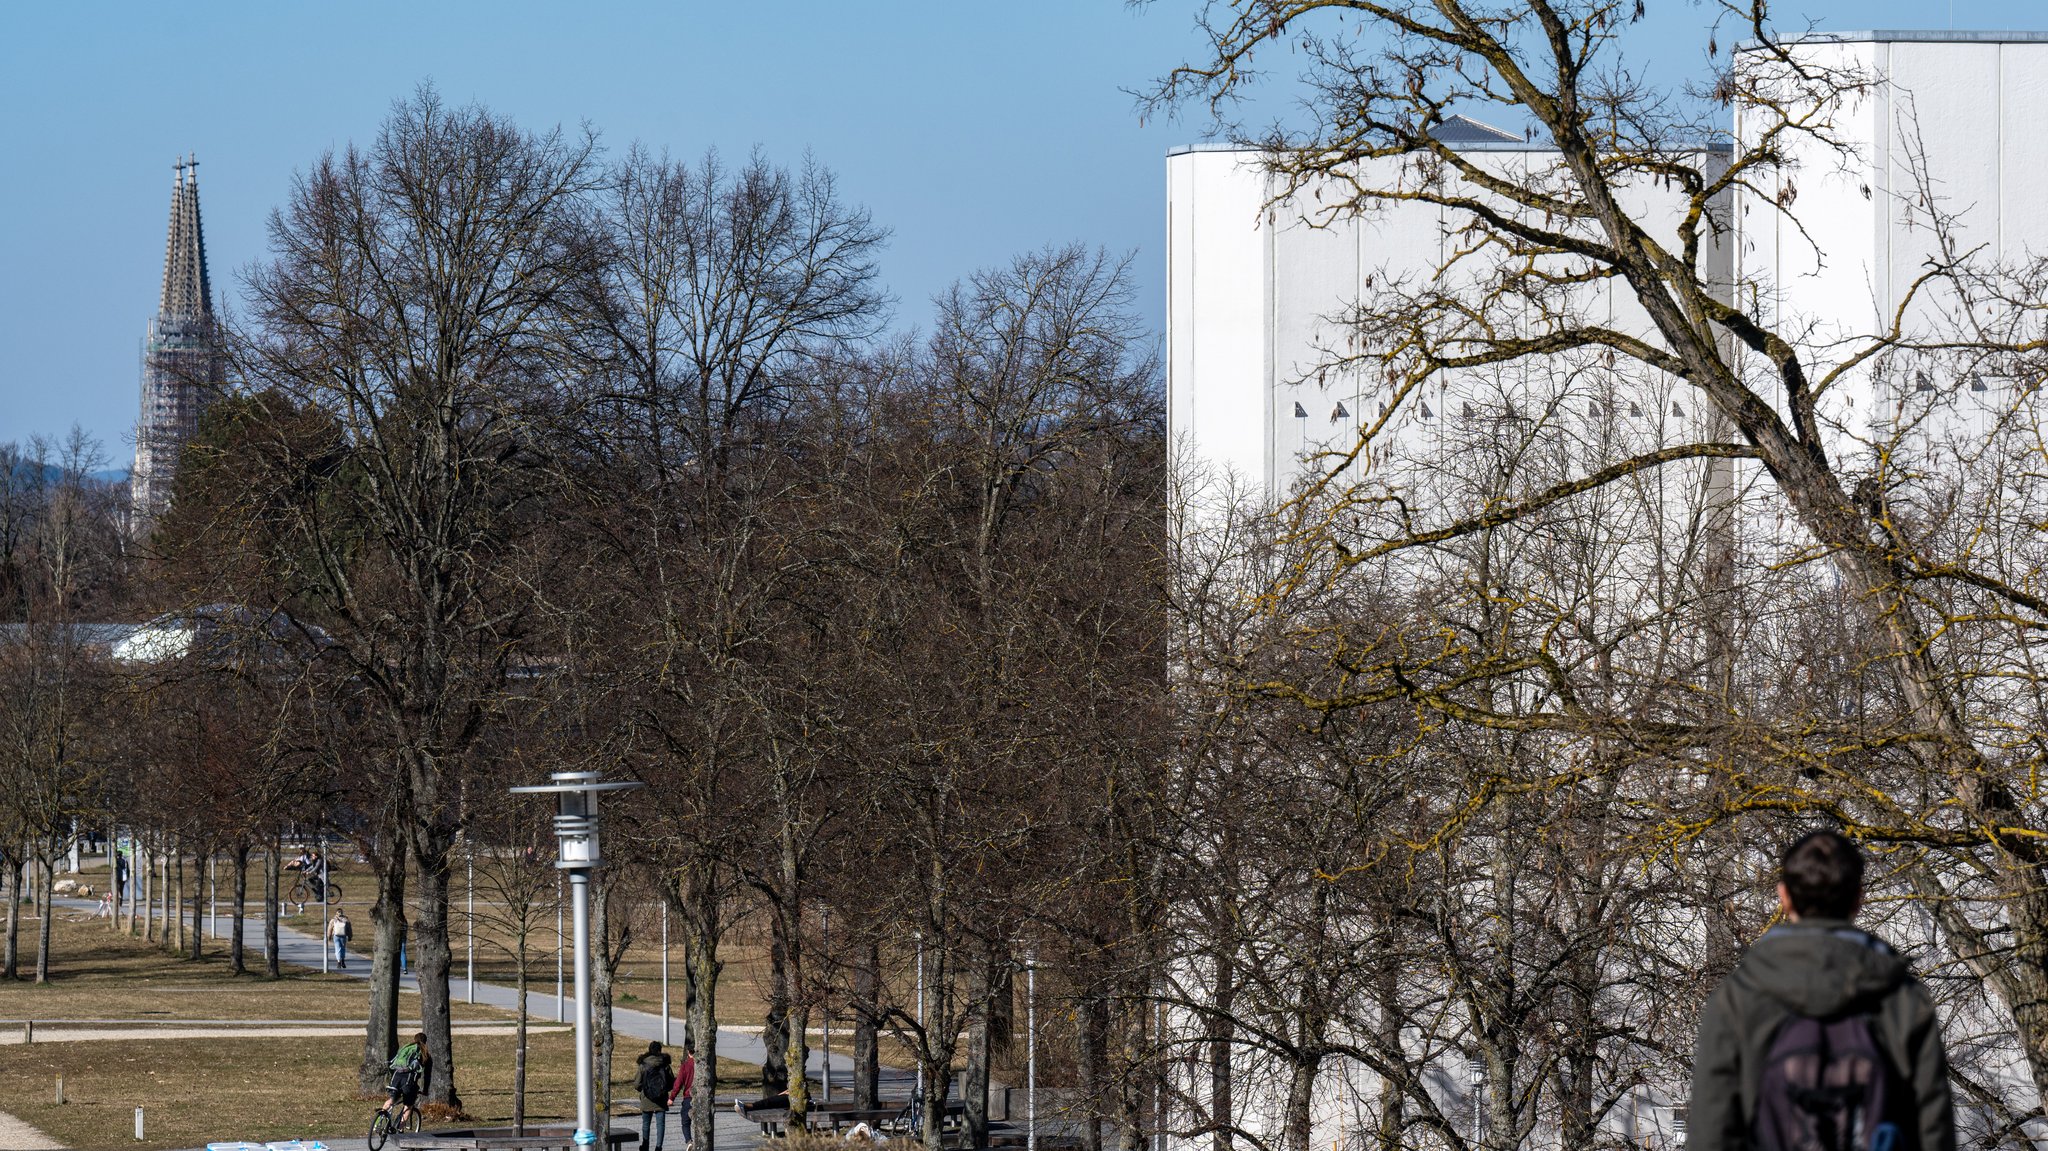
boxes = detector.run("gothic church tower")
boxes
[132,155,222,524]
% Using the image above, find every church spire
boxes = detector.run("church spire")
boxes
[158,154,213,325]
[133,153,224,528]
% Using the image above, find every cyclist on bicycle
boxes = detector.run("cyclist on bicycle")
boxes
[384,1032,431,1124]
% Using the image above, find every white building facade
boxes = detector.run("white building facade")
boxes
[1164,29,2048,1151]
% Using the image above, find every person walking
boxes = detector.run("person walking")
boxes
[669,1049,696,1144]
[1690,831,1954,1151]
[328,909,353,970]
[635,1041,678,1150]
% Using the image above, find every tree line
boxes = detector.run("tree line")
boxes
[3,87,1170,1151]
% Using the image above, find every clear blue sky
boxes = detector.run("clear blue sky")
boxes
[0,1,2035,463]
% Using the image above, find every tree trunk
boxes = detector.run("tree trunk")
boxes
[769,887,810,1125]
[264,834,281,977]
[965,952,993,1151]
[515,941,530,1135]
[1209,951,1235,1151]
[853,941,880,1109]
[1281,1056,1317,1151]
[140,836,153,942]
[412,840,461,1108]
[593,871,627,1121]
[230,842,249,975]
[158,840,170,947]
[1370,953,1402,1151]
[762,924,790,1097]
[189,844,205,961]
[171,839,186,955]
[33,849,55,984]
[684,876,722,1151]
[1078,994,1107,1151]
[3,849,21,979]
[359,843,408,1094]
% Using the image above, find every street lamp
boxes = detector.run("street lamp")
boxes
[509,770,643,1148]
[1025,948,1037,1151]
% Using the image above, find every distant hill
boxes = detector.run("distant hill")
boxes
[5,462,130,487]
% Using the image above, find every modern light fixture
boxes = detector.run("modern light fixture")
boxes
[508,771,644,1147]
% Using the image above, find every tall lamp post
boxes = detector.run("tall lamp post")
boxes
[510,771,643,1148]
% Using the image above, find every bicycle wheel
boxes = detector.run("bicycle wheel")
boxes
[368,1108,393,1151]
[325,881,344,902]
[406,1105,423,1133]
[287,882,311,905]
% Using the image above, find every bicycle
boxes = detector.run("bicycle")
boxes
[368,1078,423,1149]
[287,878,342,906]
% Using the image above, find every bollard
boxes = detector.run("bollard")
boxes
[22,1020,31,1044]
[55,1074,63,1104]
[135,1105,145,1139]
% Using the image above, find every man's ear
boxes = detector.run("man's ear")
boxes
[1777,881,1799,922]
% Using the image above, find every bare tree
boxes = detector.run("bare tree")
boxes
[1148,0,2048,1139]
[230,85,599,1106]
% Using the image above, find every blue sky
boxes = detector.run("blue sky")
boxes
[1,1,2037,462]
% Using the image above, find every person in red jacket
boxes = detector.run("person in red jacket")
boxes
[668,1051,697,1144]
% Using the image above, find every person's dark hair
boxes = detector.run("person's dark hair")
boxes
[648,1041,663,1054]
[413,1031,428,1047]
[1780,830,1865,919]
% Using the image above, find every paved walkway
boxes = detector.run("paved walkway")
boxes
[0,1109,63,1150]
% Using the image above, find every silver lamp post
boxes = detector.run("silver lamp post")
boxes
[510,770,643,1148]
[1025,948,1037,1151]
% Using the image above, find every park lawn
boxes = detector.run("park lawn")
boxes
[72,853,852,1038]
[6,909,525,1025]
[0,1029,762,1151]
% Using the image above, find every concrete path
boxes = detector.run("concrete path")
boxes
[0,1109,64,1150]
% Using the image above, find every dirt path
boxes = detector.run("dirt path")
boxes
[0,1107,64,1150]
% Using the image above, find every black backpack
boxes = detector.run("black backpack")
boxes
[637,1060,674,1101]
[1754,1012,1905,1151]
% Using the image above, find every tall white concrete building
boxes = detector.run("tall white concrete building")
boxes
[1169,31,2048,496]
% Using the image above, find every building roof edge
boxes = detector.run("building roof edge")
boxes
[1743,29,2048,48]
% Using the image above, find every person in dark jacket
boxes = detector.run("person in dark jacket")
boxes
[1690,831,1954,1151]
[636,1041,677,1151]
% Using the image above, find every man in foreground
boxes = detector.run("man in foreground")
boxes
[1691,831,1955,1151]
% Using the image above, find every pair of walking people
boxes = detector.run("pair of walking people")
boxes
[635,1041,696,1151]
[1690,831,1954,1151]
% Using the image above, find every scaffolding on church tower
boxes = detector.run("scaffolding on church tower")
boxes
[132,153,222,527]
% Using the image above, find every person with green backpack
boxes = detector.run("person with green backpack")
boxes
[383,1032,432,1129]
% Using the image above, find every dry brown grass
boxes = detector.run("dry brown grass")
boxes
[0,1027,761,1150]
[4,910,519,1024]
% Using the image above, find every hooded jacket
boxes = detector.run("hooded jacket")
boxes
[636,1051,676,1110]
[1690,919,1954,1151]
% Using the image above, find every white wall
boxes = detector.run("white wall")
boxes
[1168,144,1728,501]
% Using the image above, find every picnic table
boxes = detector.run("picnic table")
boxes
[734,1097,968,1139]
